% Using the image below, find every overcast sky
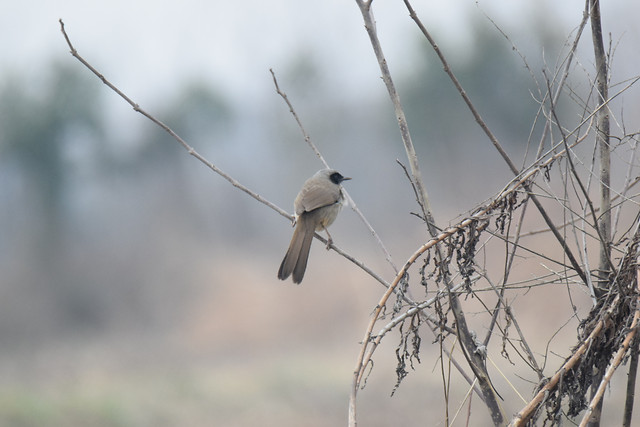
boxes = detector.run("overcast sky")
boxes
[2,0,638,158]
[6,0,625,102]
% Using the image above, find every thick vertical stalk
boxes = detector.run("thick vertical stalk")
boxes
[588,1,610,426]
[591,0,611,289]
[623,337,639,427]
[356,2,433,232]
[352,2,507,425]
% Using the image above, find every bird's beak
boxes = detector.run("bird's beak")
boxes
[342,177,352,181]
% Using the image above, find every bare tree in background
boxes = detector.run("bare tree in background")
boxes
[60,0,640,425]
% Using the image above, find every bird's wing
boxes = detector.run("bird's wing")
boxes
[295,180,341,215]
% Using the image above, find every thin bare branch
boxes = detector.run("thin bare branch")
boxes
[59,19,287,220]
[401,0,588,288]
[269,69,400,274]
[543,70,617,276]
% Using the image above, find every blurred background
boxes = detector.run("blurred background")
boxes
[1,1,639,425]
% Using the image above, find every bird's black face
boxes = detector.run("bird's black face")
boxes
[330,172,351,185]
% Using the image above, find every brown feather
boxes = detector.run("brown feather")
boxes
[277,214,315,284]
[295,177,341,215]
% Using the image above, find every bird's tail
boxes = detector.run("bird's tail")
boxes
[277,216,315,284]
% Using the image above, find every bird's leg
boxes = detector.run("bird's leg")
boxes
[324,227,333,250]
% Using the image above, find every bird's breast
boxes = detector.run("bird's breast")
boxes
[314,202,343,231]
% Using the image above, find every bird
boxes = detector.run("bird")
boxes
[277,169,351,284]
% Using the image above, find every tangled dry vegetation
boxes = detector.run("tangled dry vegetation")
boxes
[348,1,640,426]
